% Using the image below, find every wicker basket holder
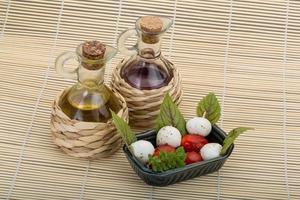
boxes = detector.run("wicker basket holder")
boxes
[111,58,183,128]
[50,87,128,159]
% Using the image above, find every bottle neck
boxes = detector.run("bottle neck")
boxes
[138,34,161,58]
[77,64,105,86]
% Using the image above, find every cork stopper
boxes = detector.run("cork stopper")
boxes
[140,16,163,33]
[140,16,163,44]
[82,40,106,59]
[81,40,106,70]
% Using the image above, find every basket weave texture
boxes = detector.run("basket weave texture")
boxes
[50,87,128,159]
[111,58,183,128]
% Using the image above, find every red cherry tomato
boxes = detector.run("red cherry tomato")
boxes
[185,151,203,164]
[153,144,176,157]
[181,134,208,152]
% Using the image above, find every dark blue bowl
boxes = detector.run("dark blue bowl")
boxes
[123,125,234,186]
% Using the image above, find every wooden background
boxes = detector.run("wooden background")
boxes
[0,0,299,199]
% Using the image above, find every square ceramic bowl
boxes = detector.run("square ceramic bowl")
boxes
[123,125,234,186]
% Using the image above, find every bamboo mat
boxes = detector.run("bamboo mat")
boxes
[0,0,299,199]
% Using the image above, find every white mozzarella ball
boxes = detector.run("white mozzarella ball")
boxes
[186,117,212,136]
[156,126,182,148]
[130,140,155,164]
[200,143,222,160]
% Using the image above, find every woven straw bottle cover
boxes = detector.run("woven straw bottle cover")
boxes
[112,16,183,128]
[50,41,129,159]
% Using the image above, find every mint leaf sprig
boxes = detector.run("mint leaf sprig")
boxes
[156,94,186,135]
[148,147,186,172]
[220,127,254,155]
[111,110,136,147]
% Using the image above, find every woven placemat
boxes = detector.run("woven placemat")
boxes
[0,1,299,200]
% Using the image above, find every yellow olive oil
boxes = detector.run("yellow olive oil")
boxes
[59,86,121,122]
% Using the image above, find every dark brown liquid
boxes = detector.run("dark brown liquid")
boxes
[59,89,121,122]
[121,60,171,90]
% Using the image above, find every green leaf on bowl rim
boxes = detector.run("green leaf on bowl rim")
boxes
[197,92,221,124]
[111,110,137,147]
[220,127,254,155]
[155,94,186,135]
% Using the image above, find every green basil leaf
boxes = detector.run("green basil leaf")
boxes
[178,160,185,168]
[176,147,185,158]
[156,94,186,135]
[197,92,221,124]
[148,146,186,172]
[220,127,254,155]
[111,110,136,147]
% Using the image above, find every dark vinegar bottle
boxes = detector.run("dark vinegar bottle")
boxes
[118,16,173,90]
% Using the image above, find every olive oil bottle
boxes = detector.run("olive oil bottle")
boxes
[55,40,121,122]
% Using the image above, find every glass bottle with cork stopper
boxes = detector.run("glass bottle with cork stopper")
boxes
[55,40,121,122]
[117,16,174,90]
[112,16,182,128]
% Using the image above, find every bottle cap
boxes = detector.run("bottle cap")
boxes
[140,16,163,33]
[81,40,106,70]
[82,40,106,60]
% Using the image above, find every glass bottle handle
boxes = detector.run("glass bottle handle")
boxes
[117,28,137,56]
[55,51,78,80]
